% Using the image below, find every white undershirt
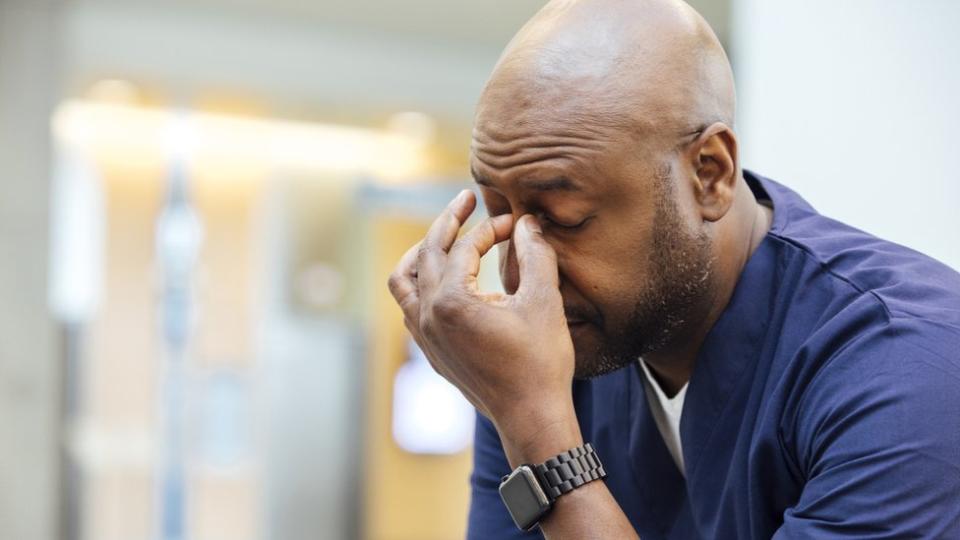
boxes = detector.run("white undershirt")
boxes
[638,359,688,476]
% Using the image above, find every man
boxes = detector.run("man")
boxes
[387,0,960,537]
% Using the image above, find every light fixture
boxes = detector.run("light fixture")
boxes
[86,79,141,104]
[51,100,431,181]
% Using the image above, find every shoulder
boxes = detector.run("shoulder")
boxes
[749,172,960,373]
[756,171,960,334]
[753,172,960,466]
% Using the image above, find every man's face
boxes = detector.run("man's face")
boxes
[470,109,716,379]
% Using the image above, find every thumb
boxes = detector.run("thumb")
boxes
[514,214,560,299]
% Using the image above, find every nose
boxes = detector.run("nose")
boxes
[499,209,527,294]
[499,216,564,295]
[499,238,520,295]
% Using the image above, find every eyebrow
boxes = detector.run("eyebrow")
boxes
[471,168,583,193]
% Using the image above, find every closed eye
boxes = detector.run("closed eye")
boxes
[541,214,592,231]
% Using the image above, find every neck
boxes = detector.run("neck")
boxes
[642,174,772,397]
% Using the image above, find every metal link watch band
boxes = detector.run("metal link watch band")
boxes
[533,443,607,501]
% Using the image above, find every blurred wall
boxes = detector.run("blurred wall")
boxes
[363,215,473,540]
[62,1,536,130]
[0,1,63,539]
[733,0,960,270]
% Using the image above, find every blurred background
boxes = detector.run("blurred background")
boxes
[0,1,957,539]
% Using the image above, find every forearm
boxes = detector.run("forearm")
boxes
[540,479,639,540]
[496,404,640,540]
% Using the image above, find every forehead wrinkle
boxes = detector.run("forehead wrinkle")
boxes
[471,135,606,158]
[472,128,609,162]
[472,118,616,142]
[473,172,582,194]
[473,145,602,173]
[473,108,631,150]
[471,125,609,177]
[471,145,598,183]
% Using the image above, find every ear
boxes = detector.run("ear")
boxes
[688,122,738,222]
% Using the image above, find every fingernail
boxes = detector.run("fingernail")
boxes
[454,190,470,205]
[525,215,541,233]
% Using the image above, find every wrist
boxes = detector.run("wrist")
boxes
[494,400,583,468]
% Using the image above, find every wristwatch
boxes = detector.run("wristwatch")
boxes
[498,443,607,531]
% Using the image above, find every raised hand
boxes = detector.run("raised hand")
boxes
[387,190,579,462]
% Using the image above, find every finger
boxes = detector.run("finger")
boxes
[513,214,561,300]
[388,241,423,322]
[417,190,477,291]
[444,213,514,291]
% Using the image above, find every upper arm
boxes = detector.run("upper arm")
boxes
[467,411,544,540]
[774,337,960,538]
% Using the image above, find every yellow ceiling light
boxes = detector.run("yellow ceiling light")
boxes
[52,100,431,181]
[387,111,437,145]
[86,79,142,105]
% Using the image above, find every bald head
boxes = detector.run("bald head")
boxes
[477,0,735,145]
[470,0,768,382]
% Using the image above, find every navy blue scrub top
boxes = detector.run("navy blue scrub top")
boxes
[467,171,960,539]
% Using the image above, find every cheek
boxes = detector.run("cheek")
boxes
[559,262,619,314]
[558,247,650,325]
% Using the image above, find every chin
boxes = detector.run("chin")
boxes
[569,322,597,350]
[570,329,614,379]
[571,324,650,379]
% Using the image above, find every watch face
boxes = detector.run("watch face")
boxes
[498,466,551,531]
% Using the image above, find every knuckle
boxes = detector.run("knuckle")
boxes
[475,219,497,245]
[431,294,465,321]
[483,218,498,236]
[421,233,444,252]
[450,236,471,255]
[386,272,401,293]
[398,294,418,316]
[417,239,432,256]
[419,311,438,340]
